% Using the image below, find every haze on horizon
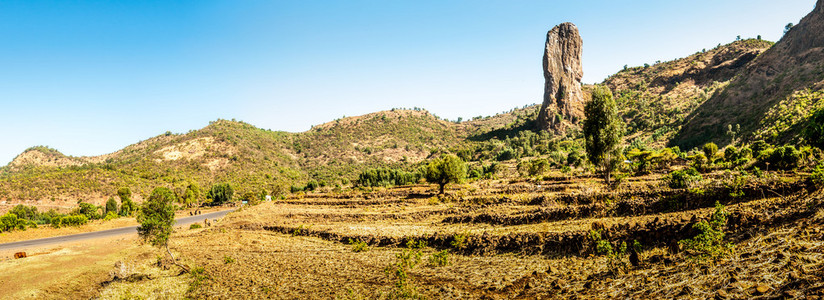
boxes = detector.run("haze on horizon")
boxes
[0,0,814,165]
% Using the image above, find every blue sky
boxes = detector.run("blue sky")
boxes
[0,0,815,165]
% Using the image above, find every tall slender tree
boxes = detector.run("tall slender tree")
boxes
[583,85,623,185]
[137,187,188,271]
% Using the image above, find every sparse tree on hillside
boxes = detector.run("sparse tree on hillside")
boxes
[424,154,467,194]
[785,23,794,35]
[583,85,623,186]
[137,187,187,271]
[207,183,234,206]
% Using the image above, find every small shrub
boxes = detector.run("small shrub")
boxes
[189,223,203,229]
[349,238,369,252]
[450,232,468,250]
[679,202,733,259]
[103,211,119,221]
[223,255,235,264]
[703,143,719,162]
[384,241,424,299]
[589,229,628,271]
[428,250,450,266]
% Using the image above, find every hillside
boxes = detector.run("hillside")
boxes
[673,0,824,149]
[1,108,546,209]
[604,39,774,149]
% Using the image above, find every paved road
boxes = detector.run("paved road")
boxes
[0,209,234,252]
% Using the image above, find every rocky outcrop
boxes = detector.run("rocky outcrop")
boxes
[673,0,824,148]
[537,22,585,133]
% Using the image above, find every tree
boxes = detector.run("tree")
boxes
[785,23,794,35]
[583,85,623,185]
[182,182,201,208]
[75,202,101,220]
[105,197,119,215]
[424,154,466,194]
[207,183,234,206]
[137,187,187,270]
[117,187,137,216]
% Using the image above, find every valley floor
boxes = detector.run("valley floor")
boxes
[3,171,824,299]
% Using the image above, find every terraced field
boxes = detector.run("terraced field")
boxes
[171,170,824,299]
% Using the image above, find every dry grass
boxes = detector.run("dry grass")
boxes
[0,236,153,300]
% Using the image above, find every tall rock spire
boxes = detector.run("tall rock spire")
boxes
[536,22,585,134]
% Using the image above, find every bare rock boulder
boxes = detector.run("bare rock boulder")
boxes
[537,22,585,134]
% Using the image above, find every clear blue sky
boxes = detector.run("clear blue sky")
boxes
[0,0,815,165]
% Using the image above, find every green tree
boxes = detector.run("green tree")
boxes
[583,85,623,185]
[182,182,201,208]
[75,202,101,220]
[117,187,137,216]
[207,183,234,206]
[137,187,187,270]
[105,197,119,215]
[424,154,467,194]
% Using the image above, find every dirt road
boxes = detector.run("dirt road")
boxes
[0,209,233,252]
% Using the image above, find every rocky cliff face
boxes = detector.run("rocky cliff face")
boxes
[537,22,585,134]
[673,0,824,148]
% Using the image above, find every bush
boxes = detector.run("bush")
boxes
[567,151,584,167]
[665,167,703,189]
[724,146,738,162]
[75,202,101,220]
[103,211,119,221]
[105,197,119,215]
[10,205,38,221]
[496,148,516,161]
[703,143,718,161]
[207,183,234,205]
[190,223,203,229]
[750,140,770,156]
[679,202,732,259]
[51,215,89,228]
[305,180,319,191]
[349,238,369,252]
[689,153,708,171]
[0,213,27,232]
[428,250,450,266]
[763,145,802,170]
